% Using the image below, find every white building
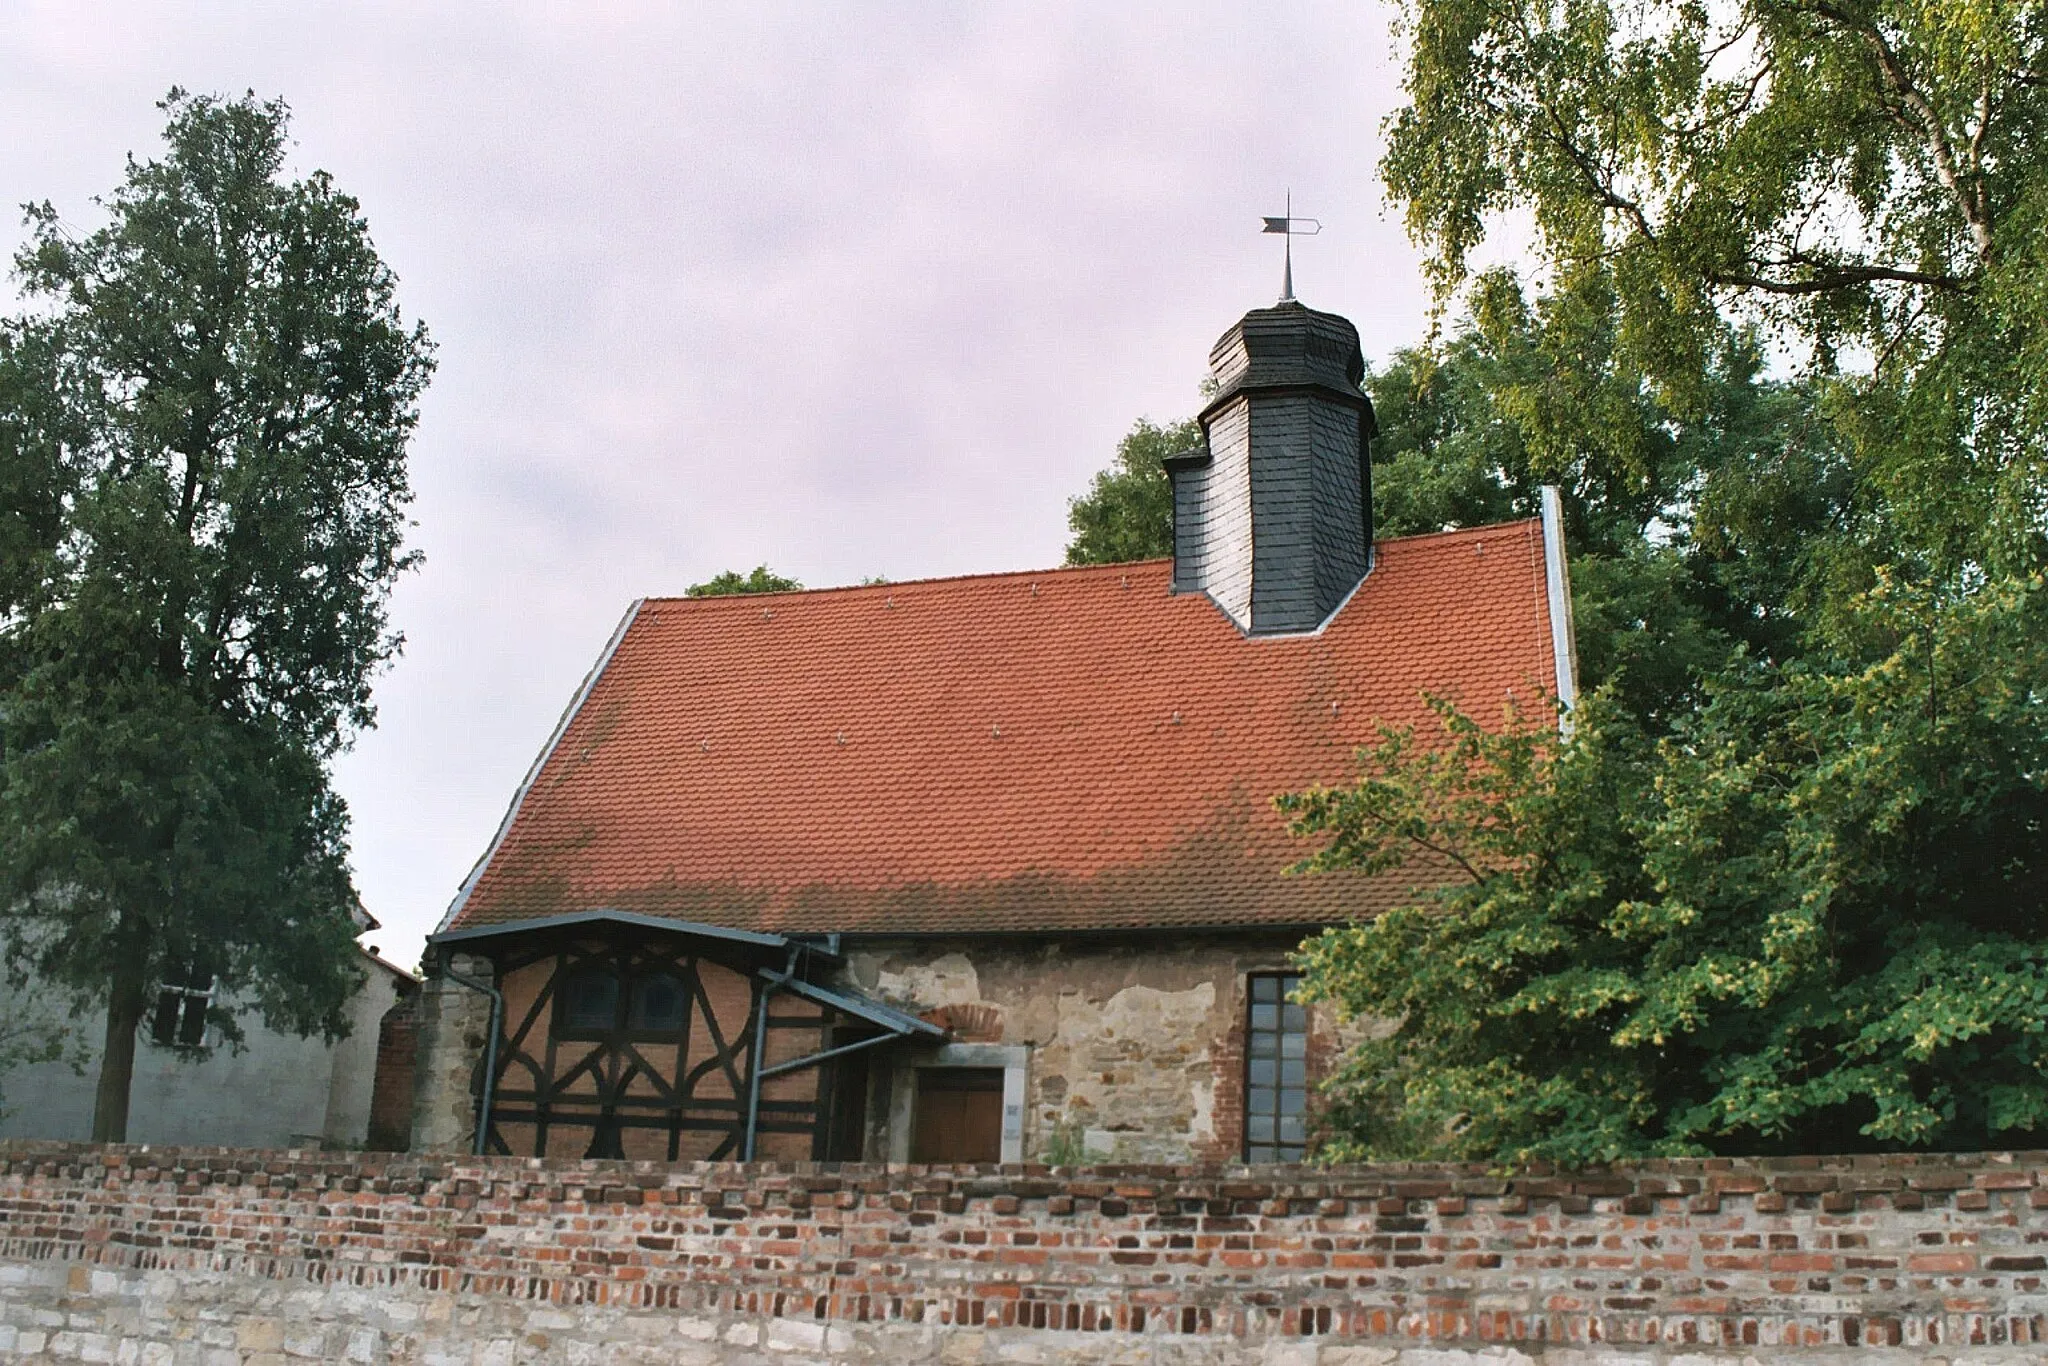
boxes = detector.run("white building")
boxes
[0,933,415,1150]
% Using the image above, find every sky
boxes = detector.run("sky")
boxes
[2,1,1442,972]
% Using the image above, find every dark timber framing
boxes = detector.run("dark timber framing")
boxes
[427,911,942,1161]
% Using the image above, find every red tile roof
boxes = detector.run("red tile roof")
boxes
[446,520,1560,937]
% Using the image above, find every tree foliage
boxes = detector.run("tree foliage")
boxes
[686,565,802,597]
[1284,0,2048,1163]
[1383,0,2048,582]
[1369,271,1857,726]
[0,91,433,1139]
[1290,573,2048,1163]
[1063,417,1201,565]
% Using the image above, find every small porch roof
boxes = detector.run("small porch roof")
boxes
[426,905,943,1041]
[428,906,790,952]
[768,972,945,1039]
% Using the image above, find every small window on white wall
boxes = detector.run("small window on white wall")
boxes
[150,967,214,1048]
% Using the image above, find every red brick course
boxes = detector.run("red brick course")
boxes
[5,1143,2048,1351]
[366,993,419,1152]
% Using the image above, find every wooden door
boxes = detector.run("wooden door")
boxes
[911,1067,1003,1162]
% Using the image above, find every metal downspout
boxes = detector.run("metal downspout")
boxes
[441,955,504,1157]
[741,947,800,1161]
[1539,484,1580,735]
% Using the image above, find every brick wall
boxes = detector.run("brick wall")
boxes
[3,1141,2047,1363]
[365,993,419,1152]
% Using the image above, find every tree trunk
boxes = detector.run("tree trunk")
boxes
[90,964,150,1143]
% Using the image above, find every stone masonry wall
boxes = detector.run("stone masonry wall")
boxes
[410,955,495,1155]
[844,934,1323,1164]
[5,1142,2048,1363]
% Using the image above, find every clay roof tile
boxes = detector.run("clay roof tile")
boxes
[447,520,1558,937]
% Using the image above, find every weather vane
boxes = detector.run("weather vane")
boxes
[1261,191,1321,302]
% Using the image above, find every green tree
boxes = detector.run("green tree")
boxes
[1289,573,2048,1162]
[686,565,802,597]
[1373,263,1877,732]
[1383,0,2048,585]
[0,91,433,1140]
[1367,273,1854,727]
[1063,417,1201,565]
[1286,0,2048,1165]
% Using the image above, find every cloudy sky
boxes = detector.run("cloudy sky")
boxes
[3,1,1443,970]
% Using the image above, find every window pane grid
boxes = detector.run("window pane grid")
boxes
[1243,972,1307,1162]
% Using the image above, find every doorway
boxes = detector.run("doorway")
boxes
[911,1067,1004,1162]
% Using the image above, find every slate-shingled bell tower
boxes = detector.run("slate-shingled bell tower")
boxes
[1165,300,1377,635]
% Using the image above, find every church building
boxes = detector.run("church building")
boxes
[410,293,1575,1166]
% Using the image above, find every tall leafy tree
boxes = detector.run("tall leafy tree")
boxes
[1383,0,2048,585]
[0,91,434,1140]
[1282,0,2048,1163]
[1370,271,1853,726]
[1288,575,2048,1162]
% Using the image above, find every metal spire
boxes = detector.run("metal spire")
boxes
[1260,192,1321,303]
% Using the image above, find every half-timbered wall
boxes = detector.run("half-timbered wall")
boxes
[482,939,837,1163]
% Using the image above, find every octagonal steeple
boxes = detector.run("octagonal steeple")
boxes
[1166,299,1377,635]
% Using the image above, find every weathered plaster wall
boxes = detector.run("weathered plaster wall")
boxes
[0,957,407,1151]
[843,933,1329,1164]
[5,1143,2048,1364]
[366,995,419,1151]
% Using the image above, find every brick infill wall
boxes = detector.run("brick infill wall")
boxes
[3,1142,2048,1362]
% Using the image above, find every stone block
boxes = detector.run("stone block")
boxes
[49,1329,119,1362]
[236,1316,286,1352]
[767,1318,831,1353]
[1317,1350,1399,1366]
[283,1322,333,1358]
[939,1328,988,1364]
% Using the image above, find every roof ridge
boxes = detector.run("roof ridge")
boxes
[1374,517,1540,547]
[644,558,1170,606]
[643,519,1542,607]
